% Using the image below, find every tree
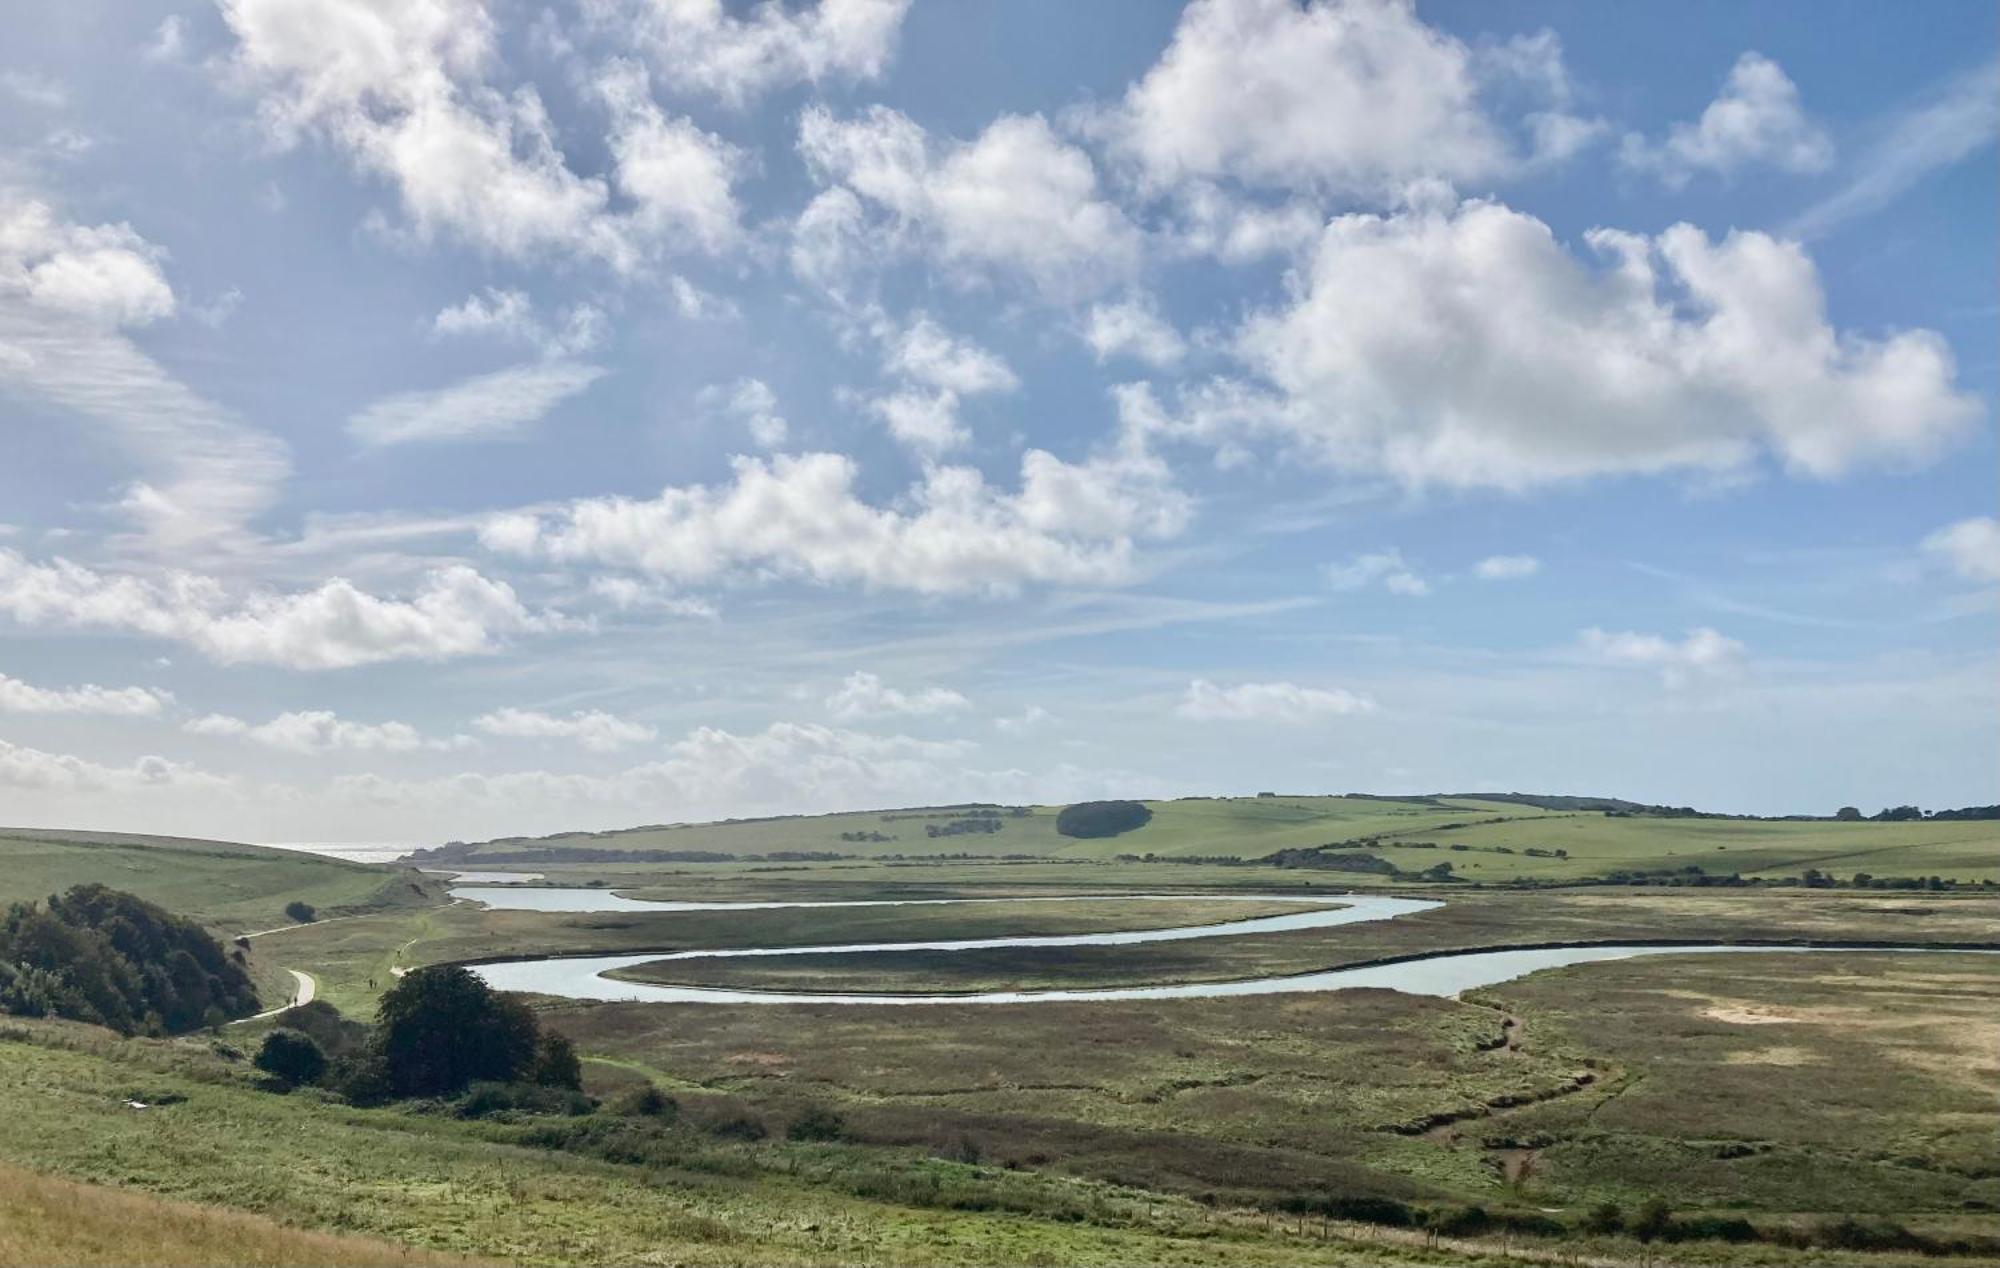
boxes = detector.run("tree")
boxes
[1834,806,1862,821]
[529,1030,582,1090]
[284,901,318,923]
[255,1028,327,1086]
[371,966,538,1098]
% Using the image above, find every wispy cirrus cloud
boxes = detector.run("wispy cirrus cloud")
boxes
[346,361,606,446]
[1789,59,1999,239]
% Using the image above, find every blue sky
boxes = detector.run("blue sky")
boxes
[0,0,1993,843]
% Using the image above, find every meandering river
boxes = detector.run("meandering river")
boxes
[455,885,1986,1006]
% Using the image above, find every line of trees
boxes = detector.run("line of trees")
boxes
[1838,804,1999,821]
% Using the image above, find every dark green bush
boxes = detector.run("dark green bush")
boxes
[1631,1198,1673,1243]
[254,1028,327,1087]
[529,1030,582,1090]
[283,900,317,923]
[456,1080,592,1119]
[710,1113,768,1141]
[272,999,369,1058]
[787,1106,846,1141]
[1426,1205,1492,1237]
[1579,1200,1623,1234]
[610,1083,679,1118]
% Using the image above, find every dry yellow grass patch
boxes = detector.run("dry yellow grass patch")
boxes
[1699,1003,1803,1025]
[0,1163,483,1266]
[1722,1046,1817,1066]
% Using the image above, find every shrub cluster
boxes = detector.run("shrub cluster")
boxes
[0,884,258,1034]
[254,965,582,1104]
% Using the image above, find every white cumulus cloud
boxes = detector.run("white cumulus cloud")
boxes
[219,0,743,270]
[1579,627,1746,688]
[480,443,1188,597]
[798,106,1143,300]
[184,709,462,754]
[0,670,171,717]
[0,738,225,794]
[701,377,788,448]
[1621,53,1832,185]
[1099,0,1539,197]
[1183,196,1977,490]
[1325,548,1428,596]
[1473,554,1542,580]
[607,0,910,106]
[824,671,969,720]
[1922,516,2000,584]
[472,706,658,752]
[1084,296,1187,368]
[0,549,565,669]
[1177,678,1376,722]
[432,288,604,357]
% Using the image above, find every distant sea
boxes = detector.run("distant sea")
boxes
[263,842,423,865]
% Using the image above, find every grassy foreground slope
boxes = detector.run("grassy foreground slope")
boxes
[443,792,2000,882]
[0,1018,1545,1268]
[0,1161,478,1266]
[0,828,442,933]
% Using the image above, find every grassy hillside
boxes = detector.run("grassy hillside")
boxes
[441,793,2000,883]
[1371,815,2000,883]
[448,795,1554,862]
[0,1018,1554,1268]
[0,828,443,933]
[0,1161,478,1266]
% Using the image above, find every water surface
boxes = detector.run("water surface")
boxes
[459,886,1991,1006]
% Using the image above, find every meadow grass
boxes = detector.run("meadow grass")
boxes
[0,1161,482,1265]
[553,947,2000,1231]
[1479,952,2000,1219]
[0,1018,1565,1268]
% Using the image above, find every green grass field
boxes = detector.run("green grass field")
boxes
[0,828,445,933]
